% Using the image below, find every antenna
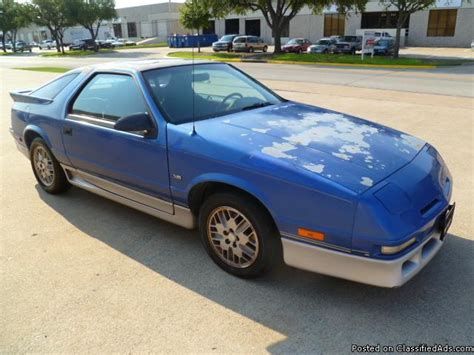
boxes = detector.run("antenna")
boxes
[191,0,197,136]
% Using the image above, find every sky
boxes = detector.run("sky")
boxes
[116,0,185,9]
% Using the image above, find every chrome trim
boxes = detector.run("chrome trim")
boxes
[281,230,445,288]
[280,231,351,253]
[61,165,196,229]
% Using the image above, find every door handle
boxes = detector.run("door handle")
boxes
[63,127,73,135]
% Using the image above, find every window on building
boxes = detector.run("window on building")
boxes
[113,24,122,38]
[245,19,261,37]
[361,12,410,29]
[203,20,215,34]
[225,19,239,34]
[281,17,290,37]
[127,22,137,37]
[324,14,345,37]
[427,9,457,37]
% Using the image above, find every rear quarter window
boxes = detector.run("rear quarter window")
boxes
[31,73,79,99]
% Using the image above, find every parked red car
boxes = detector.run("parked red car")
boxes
[282,38,312,53]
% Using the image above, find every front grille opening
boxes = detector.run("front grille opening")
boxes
[420,198,440,215]
[402,260,417,276]
[421,238,437,259]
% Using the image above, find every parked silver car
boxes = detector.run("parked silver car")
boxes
[38,40,56,50]
[307,38,337,54]
[233,36,268,53]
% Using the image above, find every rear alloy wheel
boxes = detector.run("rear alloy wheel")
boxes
[30,138,70,194]
[248,47,254,53]
[199,192,280,278]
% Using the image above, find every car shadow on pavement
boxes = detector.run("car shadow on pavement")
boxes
[36,185,474,353]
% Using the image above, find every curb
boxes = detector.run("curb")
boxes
[166,55,437,69]
[266,60,437,69]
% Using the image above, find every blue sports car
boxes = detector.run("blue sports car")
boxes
[9,60,455,287]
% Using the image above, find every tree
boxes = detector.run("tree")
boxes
[32,0,76,53]
[180,0,212,52]
[379,0,434,58]
[68,0,116,48]
[210,0,367,53]
[0,0,32,52]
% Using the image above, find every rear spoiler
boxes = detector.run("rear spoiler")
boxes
[10,90,53,104]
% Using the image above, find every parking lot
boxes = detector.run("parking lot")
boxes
[1,56,473,352]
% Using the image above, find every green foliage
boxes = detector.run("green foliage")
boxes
[14,66,71,73]
[180,0,212,33]
[67,0,117,41]
[168,51,466,67]
[0,0,32,51]
[32,0,76,52]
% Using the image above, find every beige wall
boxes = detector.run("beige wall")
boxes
[408,8,474,47]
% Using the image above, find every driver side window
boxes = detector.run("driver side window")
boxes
[71,74,148,122]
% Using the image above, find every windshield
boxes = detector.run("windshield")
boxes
[143,63,282,124]
[287,39,303,45]
[317,40,330,45]
[220,35,235,42]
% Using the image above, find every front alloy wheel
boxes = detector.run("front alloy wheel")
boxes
[207,206,259,268]
[199,191,281,278]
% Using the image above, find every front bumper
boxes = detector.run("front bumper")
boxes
[281,220,450,288]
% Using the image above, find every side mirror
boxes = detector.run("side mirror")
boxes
[114,112,155,137]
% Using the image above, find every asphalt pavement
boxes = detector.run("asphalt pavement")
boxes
[1,54,473,353]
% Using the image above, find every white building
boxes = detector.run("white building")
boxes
[15,0,473,47]
[210,0,473,47]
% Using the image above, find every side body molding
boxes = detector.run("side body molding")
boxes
[62,165,197,229]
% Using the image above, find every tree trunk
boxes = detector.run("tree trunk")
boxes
[273,25,282,54]
[1,35,6,53]
[87,26,99,51]
[197,28,201,53]
[12,31,17,52]
[392,15,404,59]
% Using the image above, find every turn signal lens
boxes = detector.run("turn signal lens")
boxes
[298,228,325,241]
[381,237,416,255]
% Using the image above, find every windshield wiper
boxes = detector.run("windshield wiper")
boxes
[241,102,273,111]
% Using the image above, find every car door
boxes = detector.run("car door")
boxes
[62,72,172,213]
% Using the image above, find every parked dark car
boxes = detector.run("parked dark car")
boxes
[96,40,113,49]
[233,36,268,53]
[332,36,362,55]
[69,39,98,51]
[282,38,312,53]
[212,34,239,52]
[373,38,395,56]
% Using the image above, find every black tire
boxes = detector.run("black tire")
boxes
[263,46,268,53]
[199,191,281,278]
[248,47,254,53]
[351,48,356,55]
[29,138,70,194]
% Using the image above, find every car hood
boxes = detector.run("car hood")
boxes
[194,102,425,193]
[213,41,231,45]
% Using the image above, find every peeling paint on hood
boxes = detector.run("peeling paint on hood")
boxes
[196,102,426,193]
